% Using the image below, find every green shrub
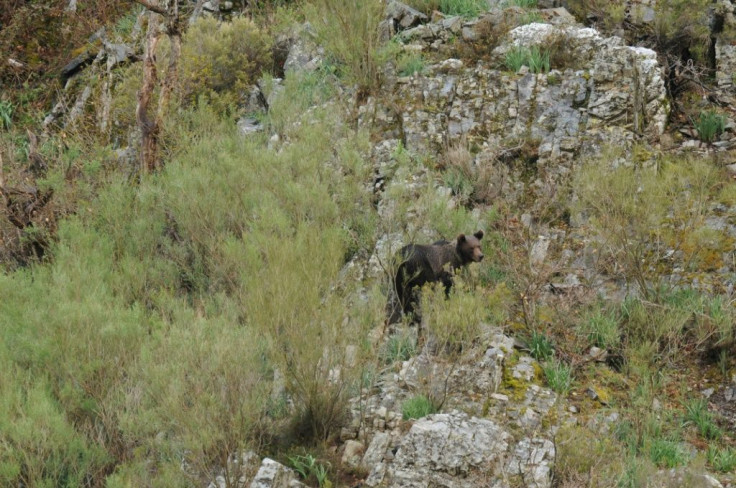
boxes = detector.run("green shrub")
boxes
[520,11,543,25]
[526,331,554,360]
[382,333,416,363]
[707,446,736,473]
[406,0,487,16]
[0,363,111,488]
[443,167,474,201]
[683,398,722,440]
[402,395,438,420]
[527,45,550,73]
[1,91,378,483]
[648,439,687,468]
[504,45,550,73]
[573,155,719,300]
[505,46,528,72]
[179,16,273,112]
[507,0,538,8]
[580,308,621,350]
[397,52,425,76]
[553,424,626,486]
[421,277,486,353]
[543,360,572,395]
[693,110,726,143]
[0,100,13,129]
[288,453,332,487]
[439,0,488,17]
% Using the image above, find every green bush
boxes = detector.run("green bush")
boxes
[580,308,621,350]
[543,360,572,395]
[707,446,736,473]
[288,453,332,487]
[396,52,425,77]
[439,0,488,17]
[683,398,722,440]
[0,100,13,129]
[382,333,416,363]
[0,86,378,482]
[402,395,438,420]
[526,331,554,360]
[648,439,687,468]
[693,110,726,143]
[527,45,550,73]
[509,0,538,7]
[504,45,550,73]
[573,155,720,300]
[505,46,528,72]
[406,0,487,17]
[179,16,273,112]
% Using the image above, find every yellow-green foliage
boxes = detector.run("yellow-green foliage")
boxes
[573,154,720,298]
[110,63,143,139]
[421,273,510,353]
[554,424,627,487]
[422,279,485,351]
[306,0,384,94]
[179,16,273,112]
[0,90,378,484]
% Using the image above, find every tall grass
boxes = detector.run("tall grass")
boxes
[307,0,384,95]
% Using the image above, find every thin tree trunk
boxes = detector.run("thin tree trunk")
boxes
[158,2,181,126]
[136,12,162,173]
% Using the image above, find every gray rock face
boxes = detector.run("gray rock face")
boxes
[282,23,324,74]
[506,437,556,488]
[367,412,512,487]
[715,0,736,89]
[380,22,668,164]
[248,458,304,488]
[385,1,429,31]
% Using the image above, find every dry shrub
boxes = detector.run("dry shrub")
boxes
[554,424,627,487]
[178,16,273,112]
[307,0,384,96]
[442,140,505,206]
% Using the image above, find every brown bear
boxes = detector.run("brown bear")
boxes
[387,230,484,324]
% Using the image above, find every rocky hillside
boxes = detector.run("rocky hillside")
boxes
[1,1,735,487]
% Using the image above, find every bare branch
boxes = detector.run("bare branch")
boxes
[132,0,167,16]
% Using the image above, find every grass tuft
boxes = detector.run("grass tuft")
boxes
[543,360,572,395]
[693,110,726,143]
[527,331,554,361]
[402,395,439,420]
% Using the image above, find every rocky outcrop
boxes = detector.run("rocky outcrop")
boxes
[714,0,736,90]
[370,22,668,164]
[248,458,304,488]
[366,412,512,488]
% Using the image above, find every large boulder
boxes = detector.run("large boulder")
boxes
[366,411,515,487]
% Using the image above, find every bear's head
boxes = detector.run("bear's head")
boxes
[456,230,484,264]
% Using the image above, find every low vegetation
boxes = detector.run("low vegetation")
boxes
[1,1,735,486]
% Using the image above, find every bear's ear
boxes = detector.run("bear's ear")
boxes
[474,230,484,240]
[456,234,466,243]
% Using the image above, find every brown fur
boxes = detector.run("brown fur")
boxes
[388,230,484,324]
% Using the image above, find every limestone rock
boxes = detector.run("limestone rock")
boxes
[383,22,668,162]
[385,1,429,31]
[282,23,324,74]
[362,432,392,472]
[342,440,366,468]
[506,437,555,488]
[249,458,304,488]
[366,412,511,487]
